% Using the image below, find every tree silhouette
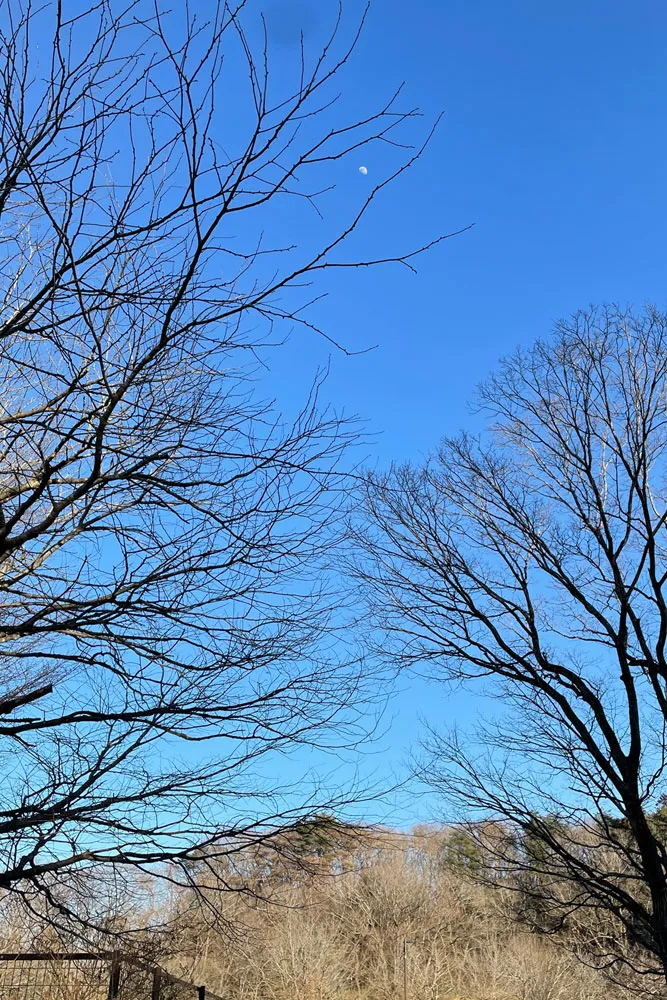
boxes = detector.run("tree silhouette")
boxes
[0,0,451,936]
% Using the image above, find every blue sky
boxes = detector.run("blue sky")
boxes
[47,0,667,828]
[267,0,667,459]
[11,0,667,864]
[245,0,667,823]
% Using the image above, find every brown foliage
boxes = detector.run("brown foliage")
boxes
[156,827,629,1000]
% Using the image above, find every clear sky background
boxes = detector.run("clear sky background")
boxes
[266,0,667,451]
[218,0,667,824]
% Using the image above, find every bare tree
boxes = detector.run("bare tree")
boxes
[359,307,667,986]
[0,0,454,935]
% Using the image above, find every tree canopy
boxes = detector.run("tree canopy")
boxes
[360,306,667,983]
[0,0,446,936]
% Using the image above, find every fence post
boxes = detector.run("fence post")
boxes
[152,967,162,1000]
[107,954,121,1000]
[198,986,206,1000]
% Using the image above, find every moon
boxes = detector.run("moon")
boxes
[358,165,368,176]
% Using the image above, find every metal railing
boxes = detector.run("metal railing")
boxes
[0,952,225,1000]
